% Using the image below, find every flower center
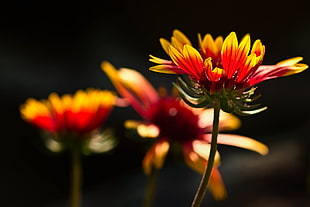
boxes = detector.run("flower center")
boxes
[145,97,204,143]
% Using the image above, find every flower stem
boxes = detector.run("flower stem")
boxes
[70,148,82,207]
[191,102,220,207]
[142,169,159,207]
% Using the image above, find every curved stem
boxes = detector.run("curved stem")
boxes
[70,148,82,207]
[142,169,159,207]
[191,102,220,207]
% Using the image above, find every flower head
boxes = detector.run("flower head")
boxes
[20,89,117,152]
[21,88,115,135]
[149,30,308,114]
[101,61,268,200]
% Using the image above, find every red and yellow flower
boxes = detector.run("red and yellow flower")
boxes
[21,88,117,206]
[101,61,268,200]
[149,30,308,114]
[20,88,116,138]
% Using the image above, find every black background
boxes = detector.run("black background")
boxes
[0,1,309,206]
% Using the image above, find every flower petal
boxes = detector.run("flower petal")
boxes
[118,68,159,104]
[249,57,308,86]
[221,32,239,79]
[137,124,160,138]
[191,140,221,168]
[198,109,241,131]
[20,98,51,120]
[172,29,192,47]
[101,61,159,116]
[149,55,185,74]
[203,134,269,155]
[168,44,204,81]
[235,34,251,68]
[208,167,227,201]
[125,120,160,138]
[199,33,223,59]
[251,39,265,57]
[149,54,173,65]
[142,138,170,175]
[159,38,172,55]
[276,57,308,76]
[183,45,204,77]
[182,141,209,174]
[124,120,160,138]
[182,141,226,200]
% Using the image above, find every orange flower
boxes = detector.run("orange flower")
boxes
[101,61,268,200]
[149,30,308,114]
[20,88,115,136]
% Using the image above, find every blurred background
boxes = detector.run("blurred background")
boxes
[0,0,309,206]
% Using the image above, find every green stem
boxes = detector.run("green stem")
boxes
[142,169,159,207]
[70,148,82,207]
[191,102,221,207]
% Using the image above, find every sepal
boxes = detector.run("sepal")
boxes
[173,76,267,116]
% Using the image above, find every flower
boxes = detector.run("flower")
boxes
[21,88,117,207]
[20,88,116,150]
[149,30,308,114]
[101,61,269,200]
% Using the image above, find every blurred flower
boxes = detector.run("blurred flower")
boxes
[20,88,119,207]
[101,61,268,200]
[20,88,117,153]
[149,30,308,114]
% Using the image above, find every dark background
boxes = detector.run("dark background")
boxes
[0,1,309,206]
